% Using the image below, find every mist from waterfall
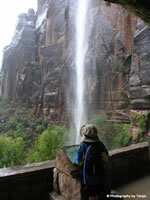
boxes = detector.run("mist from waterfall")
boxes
[75,0,90,144]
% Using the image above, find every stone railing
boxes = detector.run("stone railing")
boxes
[0,160,55,200]
[50,142,150,199]
[110,141,150,187]
[0,142,149,200]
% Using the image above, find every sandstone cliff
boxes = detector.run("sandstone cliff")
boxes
[104,0,150,25]
[1,0,150,126]
[1,9,37,102]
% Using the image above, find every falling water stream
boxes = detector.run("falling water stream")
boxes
[0,72,2,96]
[75,0,89,144]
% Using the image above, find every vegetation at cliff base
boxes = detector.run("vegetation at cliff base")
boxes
[90,114,148,150]
[0,136,25,168]
[0,98,147,168]
[0,98,67,168]
[90,114,132,150]
[130,112,148,143]
[27,126,67,163]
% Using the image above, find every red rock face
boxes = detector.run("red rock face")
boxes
[82,2,137,120]
[129,22,150,110]
[1,1,150,125]
[102,4,137,53]
[104,0,150,25]
[1,9,37,102]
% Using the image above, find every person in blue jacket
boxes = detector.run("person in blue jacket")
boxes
[74,124,111,200]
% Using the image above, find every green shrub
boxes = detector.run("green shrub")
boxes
[0,136,25,168]
[89,114,132,150]
[131,113,147,129]
[0,100,69,168]
[0,102,46,146]
[27,125,68,163]
[130,113,147,142]
[89,114,116,150]
[0,97,10,105]
[113,124,132,148]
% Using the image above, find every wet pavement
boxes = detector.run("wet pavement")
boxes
[116,175,150,200]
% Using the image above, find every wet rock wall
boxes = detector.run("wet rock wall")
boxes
[1,0,150,126]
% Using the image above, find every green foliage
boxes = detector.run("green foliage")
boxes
[130,113,147,129]
[0,97,10,105]
[0,99,46,146]
[0,136,25,168]
[27,125,67,163]
[89,114,132,150]
[31,60,40,67]
[89,115,114,149]
[0,99,68,168]
[134,128,144,143]
[146,137,150,144]
[112,124,132,148]
[130,113,147,142]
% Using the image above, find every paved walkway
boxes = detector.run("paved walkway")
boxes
[117,175,150,200]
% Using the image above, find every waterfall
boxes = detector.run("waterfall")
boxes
[0,72,2,96]
[75,0,90,144]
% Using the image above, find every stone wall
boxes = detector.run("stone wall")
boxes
[0,161,54,200]
[0,142,149,200]
[50,142,149,199]
[110,141,150,187]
